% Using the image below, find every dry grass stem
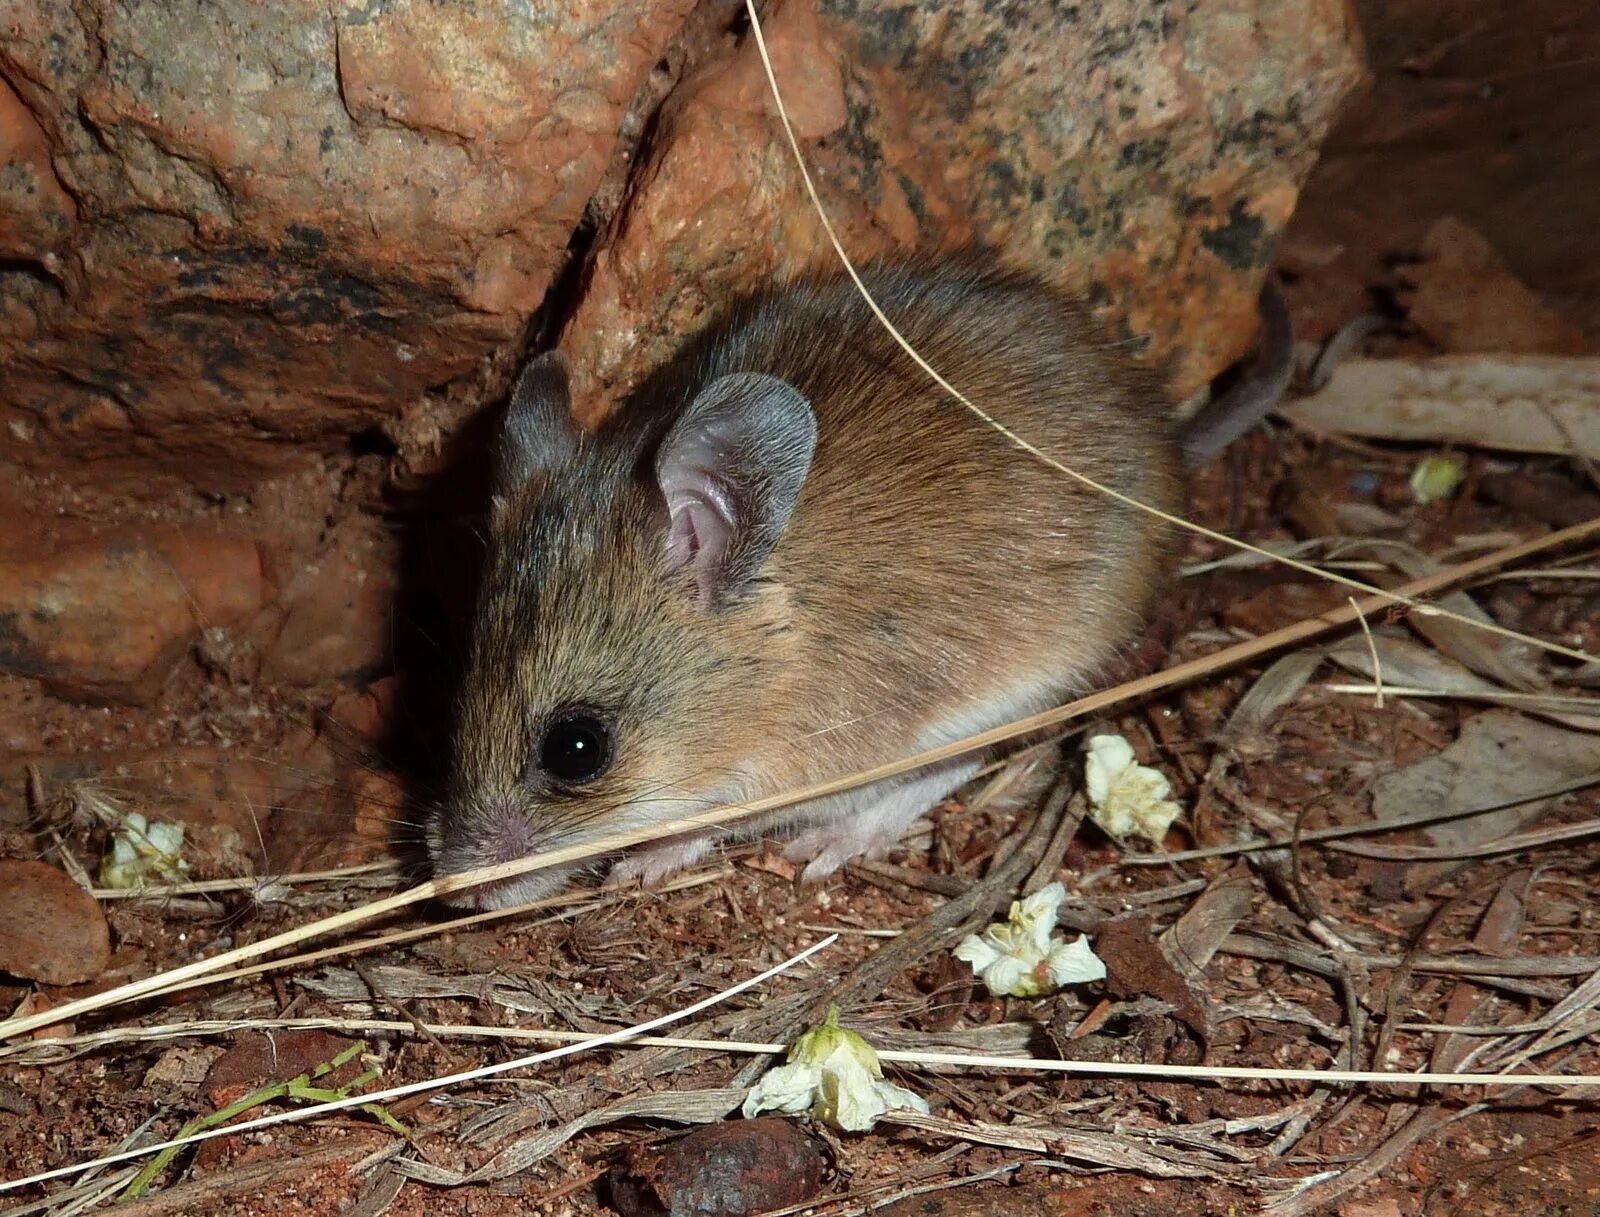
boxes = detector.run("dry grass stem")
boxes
[3,520,1592,1046]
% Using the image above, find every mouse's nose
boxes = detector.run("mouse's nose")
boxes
[484,812,535,865]
[433,807,577,911]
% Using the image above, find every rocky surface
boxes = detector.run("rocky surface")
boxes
[0,728,387,874]
[0,2,1363,750]
[0,508,264,703]
[0,466,406,700]
[561,0,1366,417]
[258,513,399,686]
[2,0,1362,493]
[0,0,699,494]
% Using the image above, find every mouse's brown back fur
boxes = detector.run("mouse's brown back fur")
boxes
[431,258,1183,907]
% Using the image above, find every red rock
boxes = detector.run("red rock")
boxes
[0,76,76,260]
[1403,216,1589,355]
[350,768,407,847]
[0,521,264,703]
[561,0,1366,420]
[203,1029,363,1108]
[0,859,112,987]
[260,515,398,685]
[3,1,1362,500]
[0,2,1365,718]
[0,0,698,495]
[325,675,400,743]
[0,737,346,866]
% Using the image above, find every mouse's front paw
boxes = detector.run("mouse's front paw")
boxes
[608,836,714,889]
[781,823,898,884]
[779,760,980,884]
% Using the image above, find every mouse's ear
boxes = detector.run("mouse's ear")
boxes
[497,352,578,491]
[655,372,817,610]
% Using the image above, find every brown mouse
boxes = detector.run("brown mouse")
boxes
[426,258,1288,909]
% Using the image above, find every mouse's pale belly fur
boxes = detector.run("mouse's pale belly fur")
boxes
[434,260,1183,908]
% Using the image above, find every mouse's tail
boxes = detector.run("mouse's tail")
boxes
[1178,277,1294,469]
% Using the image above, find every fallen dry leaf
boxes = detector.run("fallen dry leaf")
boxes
[1282,355,1600,457]
[1094,911,1210,1040]
[1369,709,1600,893]
[1403,216,1587,355]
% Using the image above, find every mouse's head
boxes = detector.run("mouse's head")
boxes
[427,352,818,908]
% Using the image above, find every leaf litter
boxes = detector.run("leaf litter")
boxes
[6,43,1600,1217]
[6,489,1599,1216]
[6,403,1600,1214]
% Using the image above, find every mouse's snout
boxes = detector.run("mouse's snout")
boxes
[429,791,537,872]
[427,791,577,910]
[476,801,538,867]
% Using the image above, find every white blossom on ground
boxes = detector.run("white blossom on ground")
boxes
[953,881,1106,998]
[1084,734,1182,846]
[99,812,189,890]
[742,1004,928,1132]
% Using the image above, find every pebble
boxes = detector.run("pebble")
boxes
[610,1117,825,1217]
[0,859,111,987]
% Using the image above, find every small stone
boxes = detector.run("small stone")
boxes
[203,1030,363,1109]
[0,860,112,987]
[610,1118,826,1217]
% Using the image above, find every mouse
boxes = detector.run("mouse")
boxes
[426,257,1291,910]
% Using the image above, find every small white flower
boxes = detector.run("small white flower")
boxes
[1084,734,1182,846]
[954,882,1106,998]
[99,812,189,890]
[743,1005,928,1132]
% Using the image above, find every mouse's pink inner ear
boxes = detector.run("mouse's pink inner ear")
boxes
[498,351,578,490]
[655,373,817,611]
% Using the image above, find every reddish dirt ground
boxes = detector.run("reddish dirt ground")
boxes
[3,2,1600,1215]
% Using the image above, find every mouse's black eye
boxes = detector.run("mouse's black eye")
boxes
[538,710,613,785]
